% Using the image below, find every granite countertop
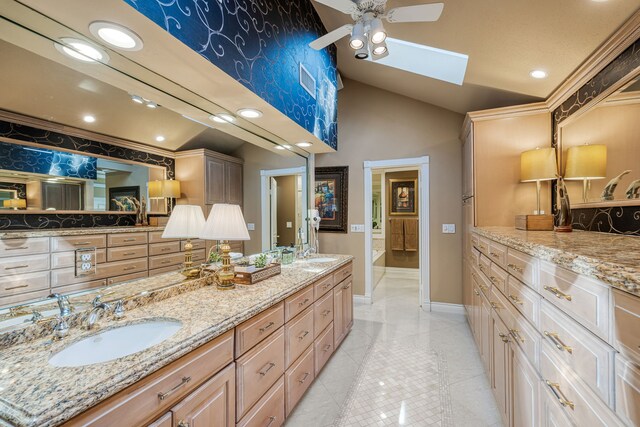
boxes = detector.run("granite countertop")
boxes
[474,226,640,296]
[0,255,352,427]
[0,226,165,239]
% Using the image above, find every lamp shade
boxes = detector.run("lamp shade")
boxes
[564,144,607,180]
[3,199,26,208]
[148,180,163,199]
[161,180,181,198]
[162,205,205,239]
[520,147,557,182]
[200,204,250,241]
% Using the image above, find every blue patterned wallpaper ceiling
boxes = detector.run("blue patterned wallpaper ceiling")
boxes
[124,0,338,149]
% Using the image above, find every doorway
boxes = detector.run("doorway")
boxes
[363,157,430,307]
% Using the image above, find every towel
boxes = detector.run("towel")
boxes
[404,219,418,252]
[390,219,404,251]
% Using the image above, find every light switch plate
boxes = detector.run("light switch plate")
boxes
[350,224,365,233]
[247,223,255,231]
[442,224,456,234]
[286,221,293,228]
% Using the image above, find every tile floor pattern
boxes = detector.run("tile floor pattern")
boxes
[285,272,502,427]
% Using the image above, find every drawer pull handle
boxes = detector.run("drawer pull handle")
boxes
[474,290,480,296]
[258,362,276,376]
[178,421,189,427]
[123,238,136,242]
[479,285,488,292]
[259,321,275,333]
[298,298,310,307]
[5,265,29,270]
[161,247,172,251]
[321,309,331,317]
[343,283,351,289]
[543,286,572,302]
[123,252,136,256]
[489,252,500,259]
[158,376,191,400]
[489,276,498,284]
[507,263,523,274]
[298,330,310,341]
[5,246,28,251]
[508,295,524,306]
[323,344,332,352]
[266,416,277,427]
[490,301,501,310]
[74,242,92,246]
[545,380,574,410]
[298,372,311,384]
[5,284,28,290]
[124,266,136,271]
[509,329,525,343]
[498,332,510,343]
[544,331,573,354]
[161,261,171,265]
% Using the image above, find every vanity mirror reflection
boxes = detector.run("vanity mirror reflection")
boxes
[0,6,311,332]
[559,73,640,207]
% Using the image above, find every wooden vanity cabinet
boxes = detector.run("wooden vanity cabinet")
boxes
[334,278,353,348]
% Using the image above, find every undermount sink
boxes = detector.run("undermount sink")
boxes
[302,257,337,263]
[48,319,182,367]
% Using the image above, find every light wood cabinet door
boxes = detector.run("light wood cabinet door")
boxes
[205,157,225,205]
[491,311,510,426]
[224,162,243,206]
[480,292,492,374]
[343,279,353,332]
[471,281,481,347]
[511,343,539,427]
[171,363,235,427]
[333,286,345,348]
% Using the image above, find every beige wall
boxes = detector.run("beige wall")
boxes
[316,79,464,304]
[274,175,296,246]
[385,170,419,269]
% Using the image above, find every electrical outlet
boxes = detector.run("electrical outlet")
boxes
[350,224,365,233]
[247,223,255,231]
[442,224,456,234]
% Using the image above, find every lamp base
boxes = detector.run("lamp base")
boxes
[554,224,573,233]
[216,241,236,290]
[180,238,202,280]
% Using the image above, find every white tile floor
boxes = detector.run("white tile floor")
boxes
[285,272,502,427]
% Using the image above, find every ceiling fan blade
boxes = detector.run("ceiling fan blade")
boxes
[385,3,444,23]
[309,24,353,50]
[313,0,358,14]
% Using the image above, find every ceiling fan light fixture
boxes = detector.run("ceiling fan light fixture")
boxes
[349,21,366,50]
[370,18,386,44]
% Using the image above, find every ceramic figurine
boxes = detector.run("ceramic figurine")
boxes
[140,196,148,226]
[625,179,640,199]
[555,176,572,232]
[112,199,127,211]
[601,170,631,201]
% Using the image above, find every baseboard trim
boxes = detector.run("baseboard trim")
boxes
[383,267,420,278]
[354,295,372,305]
[430,302,465,314]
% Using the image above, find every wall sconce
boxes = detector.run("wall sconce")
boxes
[564,144,607,203]
[3,198,27,210]
[148,179,181,211]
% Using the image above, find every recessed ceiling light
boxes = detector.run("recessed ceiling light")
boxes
[296,141,313,148]
[237,108,263,118]
[530,70,547,79]
[89,21,143,51]
[275,145,286,150]
[210,114,235,123]
[146,101,158,109]
[155,135,165,142]
[83,115,96,123]
[56,38,109,63]
[130,94,144,104]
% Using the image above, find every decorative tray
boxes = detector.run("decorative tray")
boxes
[234,263,281,285]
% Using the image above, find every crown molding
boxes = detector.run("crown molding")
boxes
[173,148,243,164]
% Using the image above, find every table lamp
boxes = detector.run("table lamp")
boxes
[521,147,557,215]
[564,144,607,203]
[148,179,181,211]
[200,204,250,290]
[162,204,205,279]
[3,198,26,210]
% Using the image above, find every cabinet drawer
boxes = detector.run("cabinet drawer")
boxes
[0,237,49,257]
[235,302,284,357]
[314,290,333,338]
[51,249,106,269]
[107,271,148,286]
[181,239,205,252]
[539,261,610,342]
[51,259,148,286]
[52,279,107,296]
[615,354,640,427]
[0,270,49,296]
[148,412,172,427]
[0,289,50,308]
[149,253,184,270]
[149,265,181,276]
[284,345,315,417]
[313,274,334,300]
[285,306,314,369]
[506,248,537,289]
[284,285,314,322]
[507,275,540,327]
[237,376,284,427]
[149,241,181,257]
[471,247,480,266]
[471,265,491,297]
[540,299,614,405]
[333,262,352,285]
[236,328,285,420]
[108,232,148,247]
[540,341,623,427]
[314,322,334,375]
[477,236,490,256]
[470,233,479,251]
[478,254,491,280]
[489,262,508,294]
[487,240,507,269]
[64,330,234,427]
[149,231,178,244]
[0,253,49,277]
[507,305,541,370]
[489,284,514,328]
[612,289,640,365]
[51,235,106,252]
[192,249,206,263]
[107,244,148,262]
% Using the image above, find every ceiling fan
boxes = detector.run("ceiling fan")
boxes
[309,0,444,60]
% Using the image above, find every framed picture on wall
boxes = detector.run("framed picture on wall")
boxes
[389,179,417,215]
[315,166,348,233]
[109,186,140,211]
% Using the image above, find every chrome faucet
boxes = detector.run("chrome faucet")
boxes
[48,293,73,317]
[83,296,111,330]
[48,293,72,339]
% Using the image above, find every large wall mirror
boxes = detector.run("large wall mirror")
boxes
[0,3,311,328]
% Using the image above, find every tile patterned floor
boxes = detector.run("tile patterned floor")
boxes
[285,272,502,427]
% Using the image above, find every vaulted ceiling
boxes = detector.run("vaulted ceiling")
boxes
[312,0,640,114]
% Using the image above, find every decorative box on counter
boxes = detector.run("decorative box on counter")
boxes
[234,263,281,285]
[515,214,554,231]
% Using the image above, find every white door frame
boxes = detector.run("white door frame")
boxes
[363,156,430,306]
[260,167,308,252]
